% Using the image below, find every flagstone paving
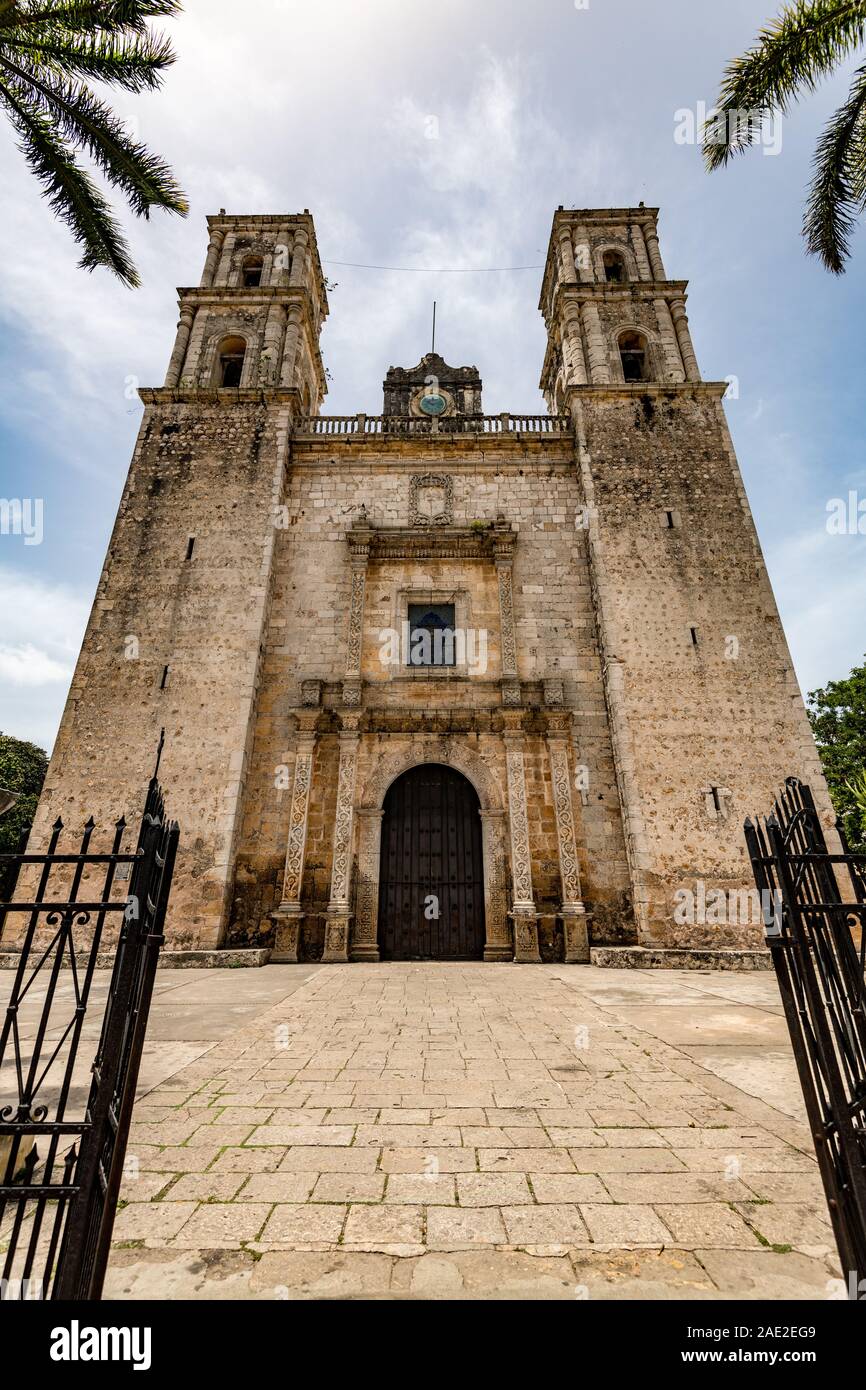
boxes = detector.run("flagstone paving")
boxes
[101,962,843,1301]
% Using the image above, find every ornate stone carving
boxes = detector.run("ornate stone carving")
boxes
[280,740,314,904]
[360,738,503,814]
[547,739,583,905]
[504,730,541,963]
[543,678,565,707]
[345,565,367,678]
[300,679,323,707]
[324,719,361,963]
[505,745,534,908]
[497,561,518,681]
[409,473,453,527]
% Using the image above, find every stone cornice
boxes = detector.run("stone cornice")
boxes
[564,381,729,402]
[348,523,517,563]
[139,386,301,406]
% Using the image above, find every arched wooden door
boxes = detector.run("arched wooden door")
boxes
[378,765,485,960]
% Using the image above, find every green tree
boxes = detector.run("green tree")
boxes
[705,0,866,273]
[0,0,188,288]
[0,731,49,899]
[807,657,866,848]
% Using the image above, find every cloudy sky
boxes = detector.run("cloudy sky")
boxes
[0,0,864,750]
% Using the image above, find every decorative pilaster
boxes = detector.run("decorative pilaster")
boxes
[164,306,195,388]
[494,527,519,705]
[581,302,611,384]
[351,809,383,961]
[323,715,361,963]
[671,299,701,382]
[503,714,541,963]
[480,810,513,961]
[546,716,589,964]
[343,524,371,706]
[654,298,686,383]
[271,717,317,962]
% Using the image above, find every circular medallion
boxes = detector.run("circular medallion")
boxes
[418,392,448,416]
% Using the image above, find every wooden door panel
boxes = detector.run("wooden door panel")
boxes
[378,766,485,960]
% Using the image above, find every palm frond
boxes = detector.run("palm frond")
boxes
[0,3,183,34]
[0,74,139,284]
[3,29,176,91]
[803,63,866,270]
[3,53,188,215]
[705,0,866,170]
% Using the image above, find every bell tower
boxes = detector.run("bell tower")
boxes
[29,213,329,952]
[539,206,834,951]
[163,211,328,409]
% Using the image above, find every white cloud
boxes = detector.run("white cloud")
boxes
[0,568,89,750]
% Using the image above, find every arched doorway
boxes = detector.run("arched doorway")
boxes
[377,765,486,960]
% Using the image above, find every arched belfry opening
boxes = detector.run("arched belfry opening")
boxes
[377,765,485,960]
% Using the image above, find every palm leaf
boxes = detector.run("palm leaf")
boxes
[705,0,866,170]
[0,3,183,34]
[2,54,187,214]
[803,63,866,269]
[0,75,139,284]
[4,29,177,91]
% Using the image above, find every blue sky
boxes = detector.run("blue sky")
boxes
[0,0,864,750]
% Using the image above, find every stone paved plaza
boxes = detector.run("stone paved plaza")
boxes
[89,963,841,1300]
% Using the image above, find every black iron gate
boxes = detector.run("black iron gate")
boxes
[0,745,178,1300]
[745,778,866,1296]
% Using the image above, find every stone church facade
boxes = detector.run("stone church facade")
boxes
[21,206,834,965]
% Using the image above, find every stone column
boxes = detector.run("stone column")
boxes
[279,304,303,389]
[671,298,701,382]
[494,529,520,705]
[503,714,541,963]
[200,227,225,287]
[350,809,383,961]
[561,307,588,386]
[546,717,589,964]
[343,526,371,707]
[262,302,287,386]
[185,308,210,387]
[573,223,594,282]
[274,225,292,284]
[290,229,309,288]
[643,223,666,281]
[164,306,195,388]
[654,298,686,383]
[557,227,578,286]
[581,302,611,384]
[630,223,653,282]
[323,715,361,963]
[271,718,317,962]
[214,230,237,287]
[480,810,513,961]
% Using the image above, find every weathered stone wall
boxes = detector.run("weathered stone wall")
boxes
[573,387,833,947]
[12,400,292,951]
[228,438,634,957]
